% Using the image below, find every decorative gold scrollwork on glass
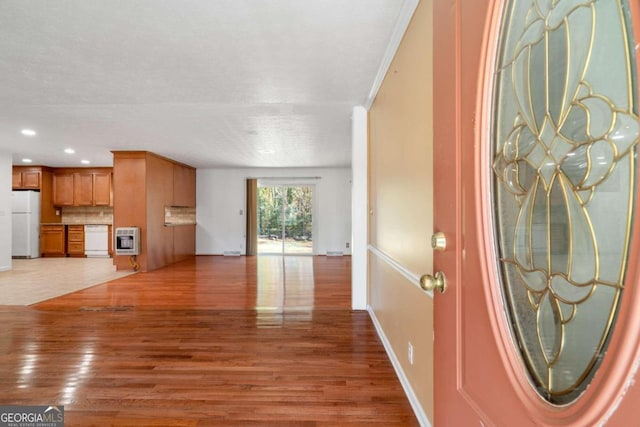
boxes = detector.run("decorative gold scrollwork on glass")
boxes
[491,0,639,403]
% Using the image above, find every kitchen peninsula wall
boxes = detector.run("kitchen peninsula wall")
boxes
[112,151,196,273]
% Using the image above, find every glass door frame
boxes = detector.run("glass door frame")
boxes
[257,181,317,256]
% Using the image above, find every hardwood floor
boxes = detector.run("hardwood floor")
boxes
[0,256,418,426]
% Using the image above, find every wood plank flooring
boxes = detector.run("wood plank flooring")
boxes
[0,256,418,426]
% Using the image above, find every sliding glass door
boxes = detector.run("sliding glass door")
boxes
[258,185,313,255]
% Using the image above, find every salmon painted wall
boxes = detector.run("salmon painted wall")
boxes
[368,0,434,422]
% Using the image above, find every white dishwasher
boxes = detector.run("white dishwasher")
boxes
[84,225,109,257]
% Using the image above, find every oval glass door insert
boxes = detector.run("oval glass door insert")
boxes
[491,0,639,404]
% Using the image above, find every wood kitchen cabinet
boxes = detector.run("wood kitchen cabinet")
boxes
[92,173,112,206]
[73,174,94,206]
[12,167,42,190]
[67,225,85,257]
[173,164,196,207]
[53,174,75,206]
[53,169,113,206]
[40,225,66,257]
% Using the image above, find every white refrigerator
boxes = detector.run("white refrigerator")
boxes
[12,191,40,258]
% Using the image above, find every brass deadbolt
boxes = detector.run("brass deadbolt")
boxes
[431,232,447,251]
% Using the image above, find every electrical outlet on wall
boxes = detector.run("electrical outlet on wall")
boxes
[346,242,350,248]
[408,342,414,365]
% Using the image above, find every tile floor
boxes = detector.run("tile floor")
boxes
[0,258,134,305]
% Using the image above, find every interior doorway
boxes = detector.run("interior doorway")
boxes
[257,185,314,255]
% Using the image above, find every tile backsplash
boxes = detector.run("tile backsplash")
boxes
[164,206,196,226]
[61,206,114,224]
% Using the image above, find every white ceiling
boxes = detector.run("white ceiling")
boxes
[0,0,413,169]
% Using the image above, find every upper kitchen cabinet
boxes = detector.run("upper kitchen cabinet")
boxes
[92,172,112,206]
[53,174,74,205]
[73,173,93,206]
[173,164,196,207]
[53,168,113,207]
[12,166,42,190]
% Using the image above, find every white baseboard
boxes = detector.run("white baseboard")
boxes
[367,305,432,427]
[326,251,344,256]
[223,251,242,256]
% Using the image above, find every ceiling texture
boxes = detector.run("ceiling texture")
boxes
[0,0,416,169]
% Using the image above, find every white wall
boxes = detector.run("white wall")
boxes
[0,153,12,271]
[196,167,352,255]
[352,106,368,309]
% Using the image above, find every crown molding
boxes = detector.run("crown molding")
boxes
[364,0,420,110]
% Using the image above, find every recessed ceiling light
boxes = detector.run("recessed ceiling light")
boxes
[64,147,75,154]
[80,159,91,165]
[21,158,33,163]
[258,149,275,155]
[21,129,37,136]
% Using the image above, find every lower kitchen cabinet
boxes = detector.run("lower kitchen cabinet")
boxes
[40,225,66,257]
[67,225,85,257]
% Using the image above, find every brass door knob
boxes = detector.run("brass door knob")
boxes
[420,271,447,293]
